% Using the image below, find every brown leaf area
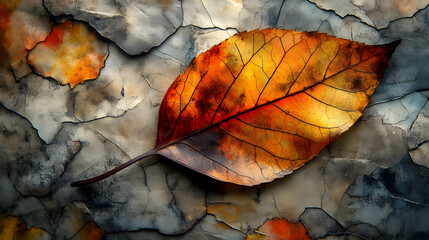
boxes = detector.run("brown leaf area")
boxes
[28,20,108,88]
[0,212,50,240]
[246,218,311,240]
[155,29,399,186]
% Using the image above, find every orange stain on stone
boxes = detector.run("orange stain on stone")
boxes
[0,1,19,64]
[28,20,108,88]
[246,218,312,240]
[0,212,51,239]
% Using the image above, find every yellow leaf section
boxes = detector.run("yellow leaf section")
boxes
[246,218,311,240]
[28,20,108,88]
[0,212,50,240]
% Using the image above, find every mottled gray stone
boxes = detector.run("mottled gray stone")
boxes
[9,128,81,196]
[347,223,381,240]
[104,215,246,240]
[408,101,429,168]
[183,0,241,29]
[43,0,183,55]
[0,71,75,143]
[45,123,205,235]
[410,142,429,168]
[338,175,395,227]
[334,157,429,238]
[321,158,377,214]
[239,0,284,31]
[308,0,429,29]
[10,197,45,216]
[329,117,407,168]
[277,0,386,44]
[299,207,346,239]
[408,101,429,147]
[73,44,162,122]
[0,104,80,196]
[378,206,429,238]
[372,155,429,206]
[363,92,427,130]
[375,6,429,103]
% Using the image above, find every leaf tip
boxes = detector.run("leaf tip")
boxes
[385,39,401,56]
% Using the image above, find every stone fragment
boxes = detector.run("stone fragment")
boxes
[363,92,427,130]
[72,44,167,122]
[373,155,429,205]
[0,104,80,196]
[239,0,284,30]
[276,0,386,44]
[322,158,378,213]
[28,20,109,88]
[337,175,395,227]
[407,101,429,167]
[334,157,429,238]
[329,117,407,168]
[299,208,346,239]
[104,215,246,240]
[376,7,429,103]
[0,72,75,143]
[409,142,429,168]
[347,223,381,240]
[49,124,205,235]
[0,0,52,79]
[43,0,183,55]
[308,0,429,29]
[408,101,429,148]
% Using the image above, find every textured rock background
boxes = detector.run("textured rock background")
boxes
[1,0,428,239]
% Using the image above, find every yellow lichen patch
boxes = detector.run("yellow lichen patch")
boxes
[28,20,108,88]
[0,212,50,240]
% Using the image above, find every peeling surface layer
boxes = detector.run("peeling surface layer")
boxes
[28,20,109,88]
[0,0,428,239]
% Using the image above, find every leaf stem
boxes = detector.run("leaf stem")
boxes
[70,149,156,187]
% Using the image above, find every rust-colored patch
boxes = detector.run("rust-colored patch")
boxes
[0,211,50,239]
[28,20,109,88]
[246,218,312,240]
[0,1,19,64]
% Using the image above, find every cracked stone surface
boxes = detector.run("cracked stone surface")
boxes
[1,0,428,239]
[28,20,109,88]
[43,0,183,55]
[308,0,429,29]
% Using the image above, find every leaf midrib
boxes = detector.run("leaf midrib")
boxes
[157,47,387,152]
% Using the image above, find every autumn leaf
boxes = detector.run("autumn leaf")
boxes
[28,20,108,88]
[71,29,399,187]
[246,218,312,240]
